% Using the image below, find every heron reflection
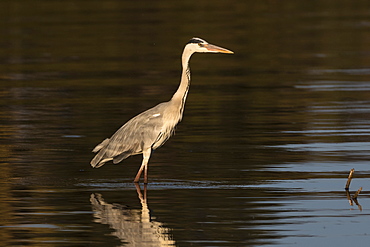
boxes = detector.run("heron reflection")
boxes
[90,184,175,246]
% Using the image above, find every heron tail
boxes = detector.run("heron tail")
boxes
[90,156,112,168]
[92,138,110,152]
[90,138,134,168]
[90,138,111,168]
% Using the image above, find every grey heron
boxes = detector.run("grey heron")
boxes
[91,37,233,183]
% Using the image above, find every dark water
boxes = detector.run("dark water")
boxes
[1,0,370,246]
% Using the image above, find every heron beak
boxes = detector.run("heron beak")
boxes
[205,44,234,54]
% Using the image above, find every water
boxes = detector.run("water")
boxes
[1,0,370,246]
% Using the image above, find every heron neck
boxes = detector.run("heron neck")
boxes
[171,49,193,104]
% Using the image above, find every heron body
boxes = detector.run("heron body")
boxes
[91,37,233,183]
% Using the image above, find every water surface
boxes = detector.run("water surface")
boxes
[1,0,370,246]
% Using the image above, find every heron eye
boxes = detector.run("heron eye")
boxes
[198,43,204,47]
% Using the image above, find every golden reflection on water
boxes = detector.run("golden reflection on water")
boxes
[91,184,175,247]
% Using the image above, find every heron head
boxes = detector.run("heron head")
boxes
[186,37,234,54]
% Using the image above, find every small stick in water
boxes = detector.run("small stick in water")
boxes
[352,187,362,200]
[345,190,353,206]
[352,187,363,211]
[345,168,355,190]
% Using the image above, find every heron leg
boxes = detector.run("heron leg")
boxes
[134,148,151,183]
[144,159,148,184]
[135,183,148,204]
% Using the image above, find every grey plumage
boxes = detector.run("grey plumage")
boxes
[91,102,178,167]
[91,37,233,183]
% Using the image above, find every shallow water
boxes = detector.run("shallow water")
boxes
[1,0,370,246]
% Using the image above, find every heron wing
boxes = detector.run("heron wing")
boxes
[91,102,173,167]
[108,106,166,155]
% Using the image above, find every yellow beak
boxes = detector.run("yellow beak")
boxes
[205,44,234,54]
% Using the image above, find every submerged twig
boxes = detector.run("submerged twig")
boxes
[352,187,363,211]
[352,187,362,200]
[345,168,355,190]
[345,190,353,206]
[344,169,363,211]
